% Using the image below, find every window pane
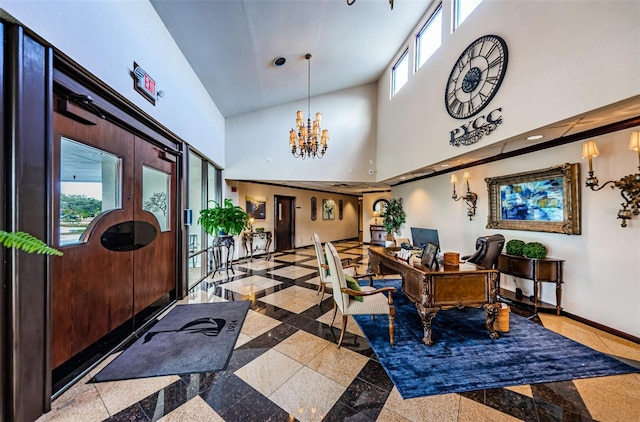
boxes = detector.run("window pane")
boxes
[142,166,170,231]
[188,151,204,284]
[456,0,482,28]
[417,6,442,69]
[392,49,409,96]
[59,138,121,245]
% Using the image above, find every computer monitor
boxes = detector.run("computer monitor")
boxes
[410,227,440,253]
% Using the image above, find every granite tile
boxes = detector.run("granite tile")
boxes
[383,387,461,422]
[36,386,109,422]
[234,349,303,396]
[306,343,369,387]
[269,366,345,422]
[458,396,522,421]
[274,330,332,364]
[157,396,223,421]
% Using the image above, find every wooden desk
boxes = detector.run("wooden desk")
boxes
[368,246,500,346]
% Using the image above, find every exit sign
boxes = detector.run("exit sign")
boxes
[133,62,157,105]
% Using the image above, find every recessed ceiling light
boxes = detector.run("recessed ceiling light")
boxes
[441,164,450,167]
[273,57,286,67]
[399,176,406,180]
[526,135,544,141]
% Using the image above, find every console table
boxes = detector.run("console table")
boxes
[369,246,500,346]
[210,235,235,279]
[241,231,272,261]
[370,225,387,246]
[497,254,564,315]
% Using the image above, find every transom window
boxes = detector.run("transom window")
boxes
[416,4,443,70]
[455,0,483,29]
[392,48,409,96]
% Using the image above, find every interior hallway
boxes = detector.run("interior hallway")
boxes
[38,240,640,421]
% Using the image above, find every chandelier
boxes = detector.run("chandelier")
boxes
[289,54,329,159]
[347,0,394,10]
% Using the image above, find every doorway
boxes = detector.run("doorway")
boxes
[274,195,295,251]
[51,93,177,371]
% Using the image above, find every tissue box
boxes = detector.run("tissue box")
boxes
[443,252,460,267]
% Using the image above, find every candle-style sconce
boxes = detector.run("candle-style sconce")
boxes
[451,170,478,221]
[582,132,640,227]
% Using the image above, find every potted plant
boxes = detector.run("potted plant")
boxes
[382,198,406,239]
[198,198,249,236]
[0,230,62,255]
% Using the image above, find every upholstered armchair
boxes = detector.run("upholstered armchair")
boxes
[325,242,396,347]
[312,233,373,305]
[463,234,505,270]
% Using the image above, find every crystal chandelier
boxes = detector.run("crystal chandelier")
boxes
[289,54,329,159]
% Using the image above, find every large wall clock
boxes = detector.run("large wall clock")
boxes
[445,35,508,120]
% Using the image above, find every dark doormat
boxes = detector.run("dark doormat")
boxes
[94,301,250,382]
[353,279,639,399]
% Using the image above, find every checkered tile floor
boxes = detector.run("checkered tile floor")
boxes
[39,241,640,421]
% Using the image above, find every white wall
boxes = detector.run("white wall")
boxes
[1,0,226,166]
[392,127,640,337]
[376,0,640,180]
[225,83,379,183]
[231,181,359,258]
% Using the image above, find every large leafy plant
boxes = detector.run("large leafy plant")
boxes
[198,199,249,236]
[0,231,62,256]
[382,198,406,235]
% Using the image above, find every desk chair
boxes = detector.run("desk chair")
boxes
[325,242,396,348]
[463,234,505,270]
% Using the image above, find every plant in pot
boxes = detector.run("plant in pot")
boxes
[198,198,249,237]
[382,198,407,241]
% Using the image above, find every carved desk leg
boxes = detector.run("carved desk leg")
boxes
[484,303,500,340]
[415,303,438,346]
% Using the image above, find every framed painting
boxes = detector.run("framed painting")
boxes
[421,242,439,270]
[322,199,335,220]
[246,195,266,220]
[485,163,581,234]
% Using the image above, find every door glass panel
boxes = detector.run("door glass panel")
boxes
[188,151,203,288]
[142,166,170,232]
[60,137,121,245]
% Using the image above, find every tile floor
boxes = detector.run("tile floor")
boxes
[38,240,640,421]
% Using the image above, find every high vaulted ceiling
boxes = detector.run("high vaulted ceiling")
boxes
[150,1,640,196]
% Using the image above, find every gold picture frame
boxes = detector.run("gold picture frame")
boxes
[485,163,581,235]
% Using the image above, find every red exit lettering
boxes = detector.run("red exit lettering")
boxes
[144,74,156,96]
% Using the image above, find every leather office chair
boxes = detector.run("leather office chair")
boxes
[463,234,505,270]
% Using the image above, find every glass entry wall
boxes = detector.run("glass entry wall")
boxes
[187,149,221,288]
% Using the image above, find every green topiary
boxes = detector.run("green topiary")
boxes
[523,242,547,259]
[505,239,525,256]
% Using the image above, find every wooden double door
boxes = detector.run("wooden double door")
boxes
[51,95,177,368]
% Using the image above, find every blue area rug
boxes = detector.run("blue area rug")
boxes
[352,279,639,399]
[94,301,250,382]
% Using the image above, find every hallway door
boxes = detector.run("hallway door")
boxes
[274,196,295,251]
[51,95,176,368]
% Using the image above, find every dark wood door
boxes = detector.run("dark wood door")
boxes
[51,97,176,368]
[274,196,294,251]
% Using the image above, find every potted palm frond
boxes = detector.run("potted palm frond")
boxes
[198,198,249,236]
[0,230,63,256]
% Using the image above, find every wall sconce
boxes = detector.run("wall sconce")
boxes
[582,133,640,227]
[451,171,478,220]
[372,211,382,225]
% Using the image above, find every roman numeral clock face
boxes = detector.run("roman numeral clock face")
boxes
[445,35,508,120]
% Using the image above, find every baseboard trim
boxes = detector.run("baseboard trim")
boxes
[563,311,640,345]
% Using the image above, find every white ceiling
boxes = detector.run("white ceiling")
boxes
[150,0,640,196]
